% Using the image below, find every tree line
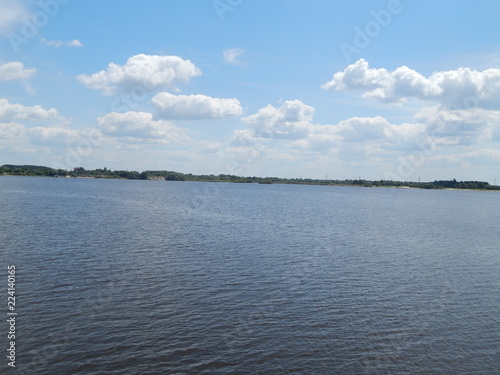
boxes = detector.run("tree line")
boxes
[1,164,499,191]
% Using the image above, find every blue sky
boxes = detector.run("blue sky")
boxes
[1,0,500,181]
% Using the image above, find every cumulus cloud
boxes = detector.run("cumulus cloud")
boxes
[97,111,187,143]
[244,100,315,123]
[240,100,315,140]
[429,67,500,109]
[335,116,392,142]
[41,38,84,47]
[152,92,242,120]
[0,99,58,122]
[322,59,500,108]
[321,59,441,103]
[0,62,36,81]
[223,48,246,65]
[77,54,202,95]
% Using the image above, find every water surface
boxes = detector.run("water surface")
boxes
[1,176,499,374]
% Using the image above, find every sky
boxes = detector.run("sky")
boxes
[1,0,500,182]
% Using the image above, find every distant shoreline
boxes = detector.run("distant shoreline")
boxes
[2,174,498,193]
[1,165,499,192]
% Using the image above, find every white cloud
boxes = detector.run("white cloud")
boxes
[322,59,500,108]
[321,59,441,103]
[0,0,30,35]
[335,116,391,142]
[77,54,202,95]
[0,99,58,122]
[223,48,246,65]
[96,111,188,143]
[244,100,315,123]
[152,92,242,120]
[430,67,500,109]
[416,106,500,145]
[240,100,315,140]
[41,38,84,47]
[0,62,36,81]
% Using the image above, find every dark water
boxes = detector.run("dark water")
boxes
[1,176,499,374]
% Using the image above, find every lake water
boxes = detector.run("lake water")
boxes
[1,176,499,374]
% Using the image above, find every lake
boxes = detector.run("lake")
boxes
[1,176,499,374]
